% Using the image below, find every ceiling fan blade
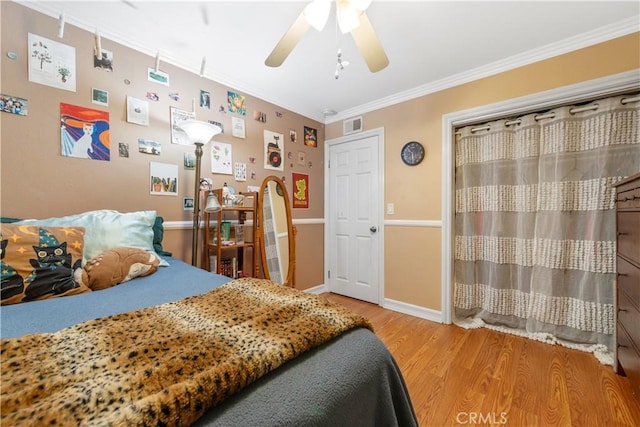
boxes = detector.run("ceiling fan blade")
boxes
[350,11,389,73]
[265,12,311,67]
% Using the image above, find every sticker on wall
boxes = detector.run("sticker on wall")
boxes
[264,130,284,171]
[60,102,110,160]
[138,138,161,155]
[150,161,178,195]
[303,126,317,148]
[211,142,232,175]
[275,111,284,118]
[147,67,169,86]
[168,92,180,102]
[235,162,247,181]
[127,96,149,126]
[118,143,129,158]
[92,88,109,107]
[94,48,113,71]
[231,117,245,139]
[170,107,195,145]
[227,90,246,115]
[292,173,309,209]
[0,94,28,116]
[289,129,297,143]
[146,92,159,101]
[28,33,76,92]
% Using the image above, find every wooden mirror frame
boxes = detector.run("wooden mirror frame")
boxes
[257,175,296,287]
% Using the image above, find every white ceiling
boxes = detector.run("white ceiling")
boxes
[17,1,640,123]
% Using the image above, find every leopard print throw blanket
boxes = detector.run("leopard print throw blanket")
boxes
[1,278,372,426]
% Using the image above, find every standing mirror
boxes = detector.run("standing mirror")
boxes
[258,176,296,287]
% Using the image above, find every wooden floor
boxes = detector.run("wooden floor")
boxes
[321,293,640,427]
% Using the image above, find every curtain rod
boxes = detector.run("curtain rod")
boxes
[461,94,639,134]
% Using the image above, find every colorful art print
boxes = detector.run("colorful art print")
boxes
[227,91,246,115]
[60,102,110,161]
[303,126,317,148]
[92,88,109,106]
[292,173,309,209]
[210,120,224,134]
[0,94,28,116]
[264,130,284,171]
[94,48,113,71]
[253,110,266,122]
[126,96,149,126]
[184,152,196,170]
[118,143,129,158]
[28,33,76,92]
[170,107,195,145]
[231,117,245,139]
[138,138,161,155]
[200,90,211,108]
[147,67,170,86]
[289,129,297,143]
[150,161,178,195]
[211,141,232,175]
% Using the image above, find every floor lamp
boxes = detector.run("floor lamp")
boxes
[175,119,222,266]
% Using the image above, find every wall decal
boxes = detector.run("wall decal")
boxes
[60,103,109,160]
[28,33,76,92]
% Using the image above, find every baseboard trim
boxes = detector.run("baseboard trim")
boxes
[382,298,443,323]
[304,284,328,294]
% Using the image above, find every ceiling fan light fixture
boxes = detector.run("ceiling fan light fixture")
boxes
[349,0,372,12]
[337,0,360,34]
[303,0,331,31]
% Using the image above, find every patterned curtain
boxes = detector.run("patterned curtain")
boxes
[454,94,640,355]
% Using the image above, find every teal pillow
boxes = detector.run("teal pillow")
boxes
[17,210,169,266]
[1,217,22,223]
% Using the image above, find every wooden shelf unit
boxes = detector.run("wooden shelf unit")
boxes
[203,189,258,278]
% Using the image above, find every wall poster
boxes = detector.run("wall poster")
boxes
[211,141,232,174]
[292,172,309,209]
[60,102,110,160]
[264,130,284,171]
[29,33,76,92]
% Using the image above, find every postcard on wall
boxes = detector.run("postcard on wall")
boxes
[235,162,247,181]
[92,88,109,106]
[304,126,317,148]
[28,33,76,92]
[150,161,178,195]
[292,173,309,209]
[126,96,149,126]
[184,151,196,170]
[138,138,161,155]
[231,117,245,139]
[170,107,196,145]
[211,141,232,175]
[0,94,28,116]
[118,142,129,158]
[60,102,110,161]
[94,48,113,71]
[148,67,170,86]
[227,91,246,115]
[290,129,297,143]
[264,130,284,171]
[200,90,211,109]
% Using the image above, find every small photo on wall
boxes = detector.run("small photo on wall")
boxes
[184,152,196,170]
[200,90,210,108]
[94,48,113,71]
[118,143,129,158]
[183,197,194,211]
[289,129,297,143]
[138,138,161,155]
[150,161,178,195]
[0,94,28,116]
[92,88,109,106]
[304,126,317,148]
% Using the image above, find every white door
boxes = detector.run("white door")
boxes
[325,129,383,304]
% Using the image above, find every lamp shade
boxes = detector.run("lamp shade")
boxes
[204,191,222,213]
[176,120,222,145]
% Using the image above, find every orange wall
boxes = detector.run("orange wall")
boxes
[326,33,640,310]
[0,2,324,290]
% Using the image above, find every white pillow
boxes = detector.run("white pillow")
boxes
[18,210,169,266]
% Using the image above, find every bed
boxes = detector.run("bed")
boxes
[1,211,417,426]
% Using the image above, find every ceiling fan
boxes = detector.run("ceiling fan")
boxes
[265,0,389,73]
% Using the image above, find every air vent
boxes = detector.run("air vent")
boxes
[343,116,363,135]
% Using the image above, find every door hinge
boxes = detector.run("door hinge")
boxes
[327,270,330,279]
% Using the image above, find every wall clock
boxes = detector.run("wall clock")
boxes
[401,141,425,166]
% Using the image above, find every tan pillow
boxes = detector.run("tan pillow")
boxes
[0,224,90,305]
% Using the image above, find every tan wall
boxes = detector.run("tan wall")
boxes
[0,2,324,290]
[326,33,640,310]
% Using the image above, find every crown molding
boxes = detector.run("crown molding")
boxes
[327,15,640,124]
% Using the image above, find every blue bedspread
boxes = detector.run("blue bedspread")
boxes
[0,257,231,338]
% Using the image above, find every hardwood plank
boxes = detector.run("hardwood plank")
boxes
[321,293,640,426]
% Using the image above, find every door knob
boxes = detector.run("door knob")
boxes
[370,226,377,233]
